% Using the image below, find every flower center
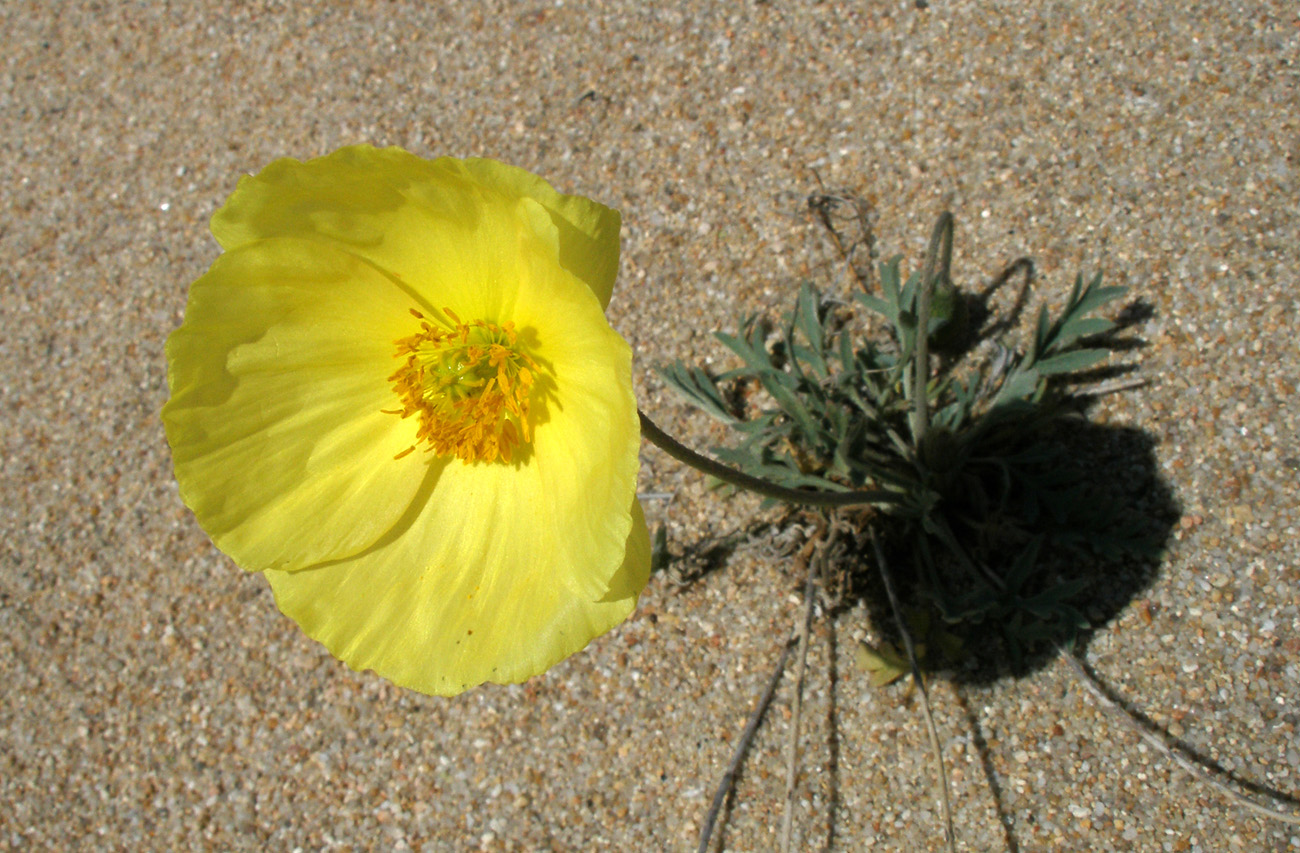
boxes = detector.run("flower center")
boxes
[387,308,539,464]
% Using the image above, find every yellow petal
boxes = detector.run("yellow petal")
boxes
[268,499,650,695]
[162,238,430,572]
[462,157,621,309]
[210,145,621,312]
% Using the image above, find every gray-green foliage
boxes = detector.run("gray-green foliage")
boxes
[660,214,1150,668]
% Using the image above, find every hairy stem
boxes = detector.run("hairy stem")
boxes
[911,211,954,444]
[639,410,900,508]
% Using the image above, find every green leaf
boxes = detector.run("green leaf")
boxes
[995,367,1041,403]
[790,343,829,382]
[1034,348,1109,376]
[758,373,822,445]
[879,255,903,304]
[1030,305,1052,361]
[1072,274,1125,316]
[854,641,913,687]
[658,362,738,423]
[856,292,895,320]
[796,284,827,350]
[714,330,769,372]
[1053,316,1116,349]
[1002,536,1044,592]
[836,330,856,372]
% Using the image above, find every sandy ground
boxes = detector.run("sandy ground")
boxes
[3,1,1298,850]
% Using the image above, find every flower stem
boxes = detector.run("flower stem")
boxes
[911,211,954,444]
[638,410,900,508]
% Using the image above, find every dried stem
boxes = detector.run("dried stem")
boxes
[779,538,824,852]
[807,192,876,294]
[870,530,957,853]
[697,632,797,853]
[1073,376,1149,398]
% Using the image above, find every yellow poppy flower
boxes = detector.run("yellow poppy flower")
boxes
[162,146,649,696]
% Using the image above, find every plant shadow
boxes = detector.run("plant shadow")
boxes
[847,279,1178,685]
[853,411,1180,686]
